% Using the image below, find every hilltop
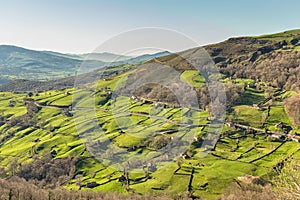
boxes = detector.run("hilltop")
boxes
[2,29,300,93]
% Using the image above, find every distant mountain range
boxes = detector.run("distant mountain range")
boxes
[42,51,133,62]
[0,45,170,84]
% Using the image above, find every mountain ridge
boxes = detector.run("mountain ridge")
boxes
[1,29,300,92]
[0,45,170,84]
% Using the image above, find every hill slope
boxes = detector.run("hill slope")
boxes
[0,30,300,200]
[0,45,170,84]
[0,45,104,82]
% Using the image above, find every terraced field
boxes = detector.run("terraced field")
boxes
[0,68,299,200]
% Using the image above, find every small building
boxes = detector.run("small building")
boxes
[207,116,216,121]
[247,83,256,89]
[50,149,57,156]
[180,151,190,159]
[142,99,151,104]
[118,175,127,183]
[291,135,300,143]
[127,145,138,152]
[225,122,235,127]
[8,100,16,107]
[270,133,285,141]
[275,122,285,129]
[147,162,157,172]
[193,136,199,142]
[275,122,292,133]
[252,104,264,110]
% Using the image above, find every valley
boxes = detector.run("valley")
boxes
[0,30,300,200]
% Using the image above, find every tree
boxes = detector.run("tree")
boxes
[9,158,19,176]
[284,93,300,127]
[274,158,300,199]
[28,92,33,97]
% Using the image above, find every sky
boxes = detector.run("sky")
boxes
[0,0,300,54]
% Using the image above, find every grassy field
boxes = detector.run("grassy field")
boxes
[180,70,205,88]
[255,29,300,43]
[0,69,299,200]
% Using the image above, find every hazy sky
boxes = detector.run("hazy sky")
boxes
[1,0,299,54]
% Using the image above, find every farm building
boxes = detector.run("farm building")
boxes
[291,135,300,143]
[270,133,285,141]
[275,122,285,129]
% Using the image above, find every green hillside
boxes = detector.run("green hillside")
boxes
[0,65,299,199]
[0,30,300,200]
[255,29,300,42]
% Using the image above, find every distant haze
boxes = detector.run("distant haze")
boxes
[0,0,300,54]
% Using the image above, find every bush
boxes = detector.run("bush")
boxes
[284,93,300,127]
[0,176,193,200]
[274,157,300,199]
[220,184,275,200]
[145,135,171,150]
[17,154,77,188]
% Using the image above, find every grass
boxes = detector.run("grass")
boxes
[294,46,300,51]
[233,105,265,126]
[265,106,293,130]
[0,71,300,200]
[237,89,265,106]
[180,70,205,88]
[254,29,300,43]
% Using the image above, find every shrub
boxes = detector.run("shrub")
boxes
[274,157,300,199]
[220,184,275,200]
